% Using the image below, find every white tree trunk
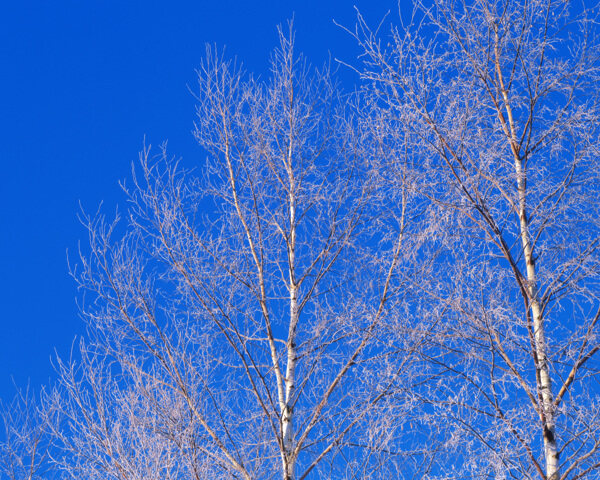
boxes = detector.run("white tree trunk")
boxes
[282,138,298,480]
[282,277,297,480]
[495,26,559,475]
[515,156,559,480]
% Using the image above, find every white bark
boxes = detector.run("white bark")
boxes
[515,154,559,479]
[495,27,559,477]
[282,121,298,480]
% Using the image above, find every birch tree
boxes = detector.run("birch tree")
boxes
[49,26,425,480]
[355,0,600,478]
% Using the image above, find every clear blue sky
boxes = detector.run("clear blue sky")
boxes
[0,1,393,400]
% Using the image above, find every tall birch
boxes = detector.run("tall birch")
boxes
[48,26,423,480]
[356,0,600,478]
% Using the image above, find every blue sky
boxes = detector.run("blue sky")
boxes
[0,1,393,401]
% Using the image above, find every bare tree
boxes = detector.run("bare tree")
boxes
[46,344,205,480]
[355,0,600,478]
[48,25,426,480]
[0,387,53,480]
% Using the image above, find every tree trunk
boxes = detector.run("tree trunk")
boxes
[282,135,298,480]
[515,155,559,480]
